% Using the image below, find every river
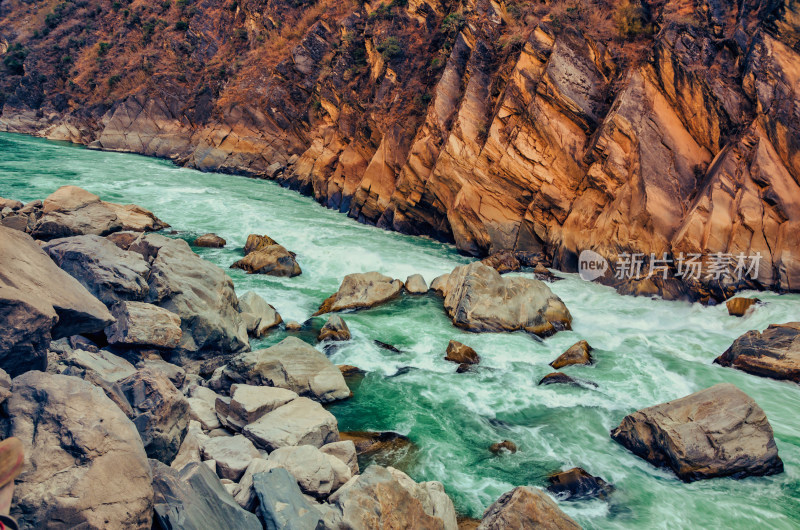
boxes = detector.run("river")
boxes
[1,131,799,529]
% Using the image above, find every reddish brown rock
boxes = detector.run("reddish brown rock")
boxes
[194,233,226,248]
[726,297,759,317]
[489,440,517,454]
[715,323,800,383]
[445,340,480,365]
[550,340,592,369]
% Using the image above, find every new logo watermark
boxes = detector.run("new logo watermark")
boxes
[578,251,761,282]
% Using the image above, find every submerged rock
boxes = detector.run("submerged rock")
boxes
[218,336,350,402]
[726,297,760,316]
[339,430,414,467]
[315,271,403,314]
[0,226,113,376]
[319,314,351,342]
[550,340,593,369]
[715,323,800,383]
[538,372,579,386]
[194,233,226,248]
[489,440,517,454]
[6,371,154,529]
[151,460,260,530]
[445,340,480,365]
[478,486,579,530]
[610,383,783,481]
[439,262,571,336]
[547,467,614,500]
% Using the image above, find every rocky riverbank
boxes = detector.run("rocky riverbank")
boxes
[1,185,795,529]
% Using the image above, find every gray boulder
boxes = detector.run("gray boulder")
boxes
[234,458,278,510]
[151,460,260,530]
[238,291,282,338]
[0,226,113,376]
[321,440,359,475]
[268,444,352,498]
[611,383,783,481]
[478,486,579,530]
[243,397,339,451]
[171,420,210,472]
[129,233,249,357]
[6,371,154,529]
[43,234,151,305]
[200,434,261,481]
[439,262,571,336]
[252,468,325,530]
[715,322,800,383]
[119,367,190,463]
[105,301,183,348]
[223,384,298,430]
[219,337,350,402]
[315,272,403,314]
[405,274,429,294]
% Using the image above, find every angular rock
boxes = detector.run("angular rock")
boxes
[219,336,350,402]
[188,396,222,431]
[171,420,210,472]
[0,368,10,405]
[538,372,579,386]
[231,244,302,277]
[226,384,298,429]
[6,371,154,529]
[268,444,342,498]
[610,383,784,481]
[119,367,190,463]
[550,340,592,369]
[243,234,278,254]
[243,397,339,451]
[0,226,113,376]
[200,434,261,481]
[105,301,183,348]
[252,468,325,530]
[321,440,360,475]
[478,487,579,530]
[151,460,260,530]
[234,457,278,510]
[32,186,122,239]
[319,314,351,342]
[715,322,800,383]
[339,431,414,466]
[0,197,23,210]
[547,467,614,500]
[105,202,169,232]
[43,234,151,304]
[315,272,403,314]
[405,274,429,294]
[439,262,571,336]
[327,465,447,529]
[481,251,521,273]
[387,467,458,530]
[138,358,186,388]
[129,233,249,356]
[194,233,226,248]
[238,291,282,338]
[726,297,759,317]
[445,340,480,365]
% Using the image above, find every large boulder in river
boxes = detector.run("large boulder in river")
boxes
[6,371,154,529]
[105,301,183,348]
[550,340,593,369]
[119,367,190,463]
[715,323,800,383]
[326,465,451,529]
[477,486,579,530]
[438,262,571,336]
[129,233,249,357]
[151,460,261,530]
[0,226,113,376]
[444,340,479,365]
[43,234,151,305]
[231,243,302,277]
[217,337,350,402]
[30,186,167,239]
[238,291,282,338]
[315,272,403,314]
[610,383,783,481]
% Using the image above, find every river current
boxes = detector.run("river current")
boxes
[1,131,799,529]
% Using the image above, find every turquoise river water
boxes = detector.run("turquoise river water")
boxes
[1,131,799,529]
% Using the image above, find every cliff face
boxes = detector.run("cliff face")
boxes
[1,0,799,301]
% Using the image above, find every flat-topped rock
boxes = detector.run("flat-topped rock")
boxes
[225,384,298,428]
[0,226,113,376]
[218,336,349,402]
[315,271,403,314]
[243,397,339,451]
[439,262,571,336]
[611,383,783,481]
[194,233,226,248]
[200,434,261,481]
[715,323,800,383]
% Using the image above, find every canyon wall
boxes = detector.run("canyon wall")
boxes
[1,0,799,301]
